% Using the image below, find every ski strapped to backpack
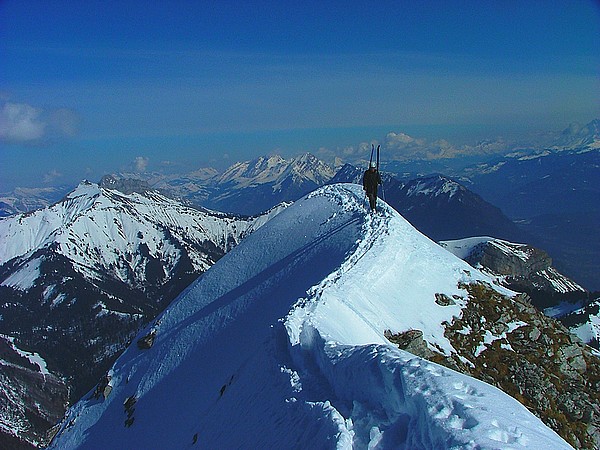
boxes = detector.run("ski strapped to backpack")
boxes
[369,144,381,170]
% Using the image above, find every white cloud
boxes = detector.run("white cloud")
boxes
[134,156,149,172]
[386,132,415,146]
[0,101,79,142]
[0,102,46,141]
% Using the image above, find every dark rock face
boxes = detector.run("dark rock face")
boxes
[100,175,151,195]
[466,240,552,278]
[137,329,157,350]
[444,238,587,310]
[384,329,436,359]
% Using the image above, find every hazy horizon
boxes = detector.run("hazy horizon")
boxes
[1,0,599,190]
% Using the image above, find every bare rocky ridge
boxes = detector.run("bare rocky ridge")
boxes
[387,281,600,449]
[439,237,599,353]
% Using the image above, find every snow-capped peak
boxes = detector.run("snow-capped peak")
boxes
[217,154,288,185]
[0,182,276,288]
[216,153,334,189]
[404,174,463,198]
[552,118,600,151]
[50,184,573,449]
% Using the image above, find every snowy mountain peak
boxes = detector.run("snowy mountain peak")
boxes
[405,174,463,198]
[203,153,336,214]
[218,154,287,184]
[217,153,334,188]
[553,118,600,151]
[50,184,577,449]
[283,152,335,186]
[0,182,276,289]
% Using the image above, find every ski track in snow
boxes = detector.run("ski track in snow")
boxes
[49,184,572,450]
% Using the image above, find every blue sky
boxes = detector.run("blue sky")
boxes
[1,0,599,189]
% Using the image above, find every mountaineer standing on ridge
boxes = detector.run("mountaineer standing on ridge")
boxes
[363,160,382,213]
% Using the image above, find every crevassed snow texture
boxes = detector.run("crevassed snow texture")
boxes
[50,184,572,450]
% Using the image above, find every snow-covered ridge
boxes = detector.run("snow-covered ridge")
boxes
[441,236,532,261]
[50,184,571,449]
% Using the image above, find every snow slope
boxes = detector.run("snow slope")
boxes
[50,184,571,449]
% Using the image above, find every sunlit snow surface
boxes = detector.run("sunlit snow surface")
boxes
[50,184,571,449]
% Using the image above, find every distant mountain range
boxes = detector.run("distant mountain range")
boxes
[2,124,597,291]
[461,148,599,290]
[0,185,71,218]
[552,119,600,151]
[88,153,335,217]
[204,153,335,214]
[2,122,598,291]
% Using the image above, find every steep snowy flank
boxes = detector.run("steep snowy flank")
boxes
[0,181,276,286]
[50,184,571,449]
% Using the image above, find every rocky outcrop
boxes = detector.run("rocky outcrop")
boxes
[100,175,151,195]
[137,329,157,350]
[441,237,588,316]
[386,281,600,449]
[465,239,551,278]
[384,329,437,359]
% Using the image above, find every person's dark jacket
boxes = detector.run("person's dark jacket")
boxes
[363,168,381,195]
